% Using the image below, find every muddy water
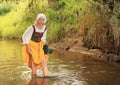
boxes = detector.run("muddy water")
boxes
[0,40,120,85]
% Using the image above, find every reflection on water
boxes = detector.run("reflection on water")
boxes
[0,40,120,85]
[27,78,49,85]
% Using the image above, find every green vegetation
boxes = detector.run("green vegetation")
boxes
[0,0,85,40]
[0,0,120,55]
[0,0,48,39]
[47,0,87,42]
[0,2,12,15]
[82,0,120,55]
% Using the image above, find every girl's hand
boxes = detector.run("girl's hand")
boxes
[43,42,46,45]
[25,44,31,53]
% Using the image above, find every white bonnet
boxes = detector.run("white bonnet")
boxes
[35,13,46,24]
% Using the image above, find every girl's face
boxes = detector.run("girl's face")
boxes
[37,17,44,25]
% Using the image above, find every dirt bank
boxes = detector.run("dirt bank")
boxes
[50,36,120,62]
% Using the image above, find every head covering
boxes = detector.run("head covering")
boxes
[35,13,46,24]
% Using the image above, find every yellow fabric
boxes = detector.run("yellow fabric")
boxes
[22,40,48,69]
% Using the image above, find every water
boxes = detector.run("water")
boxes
[0,40,120,85]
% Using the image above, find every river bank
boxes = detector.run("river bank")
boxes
[50,36,120,62]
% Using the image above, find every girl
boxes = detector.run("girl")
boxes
[22,13,49,77]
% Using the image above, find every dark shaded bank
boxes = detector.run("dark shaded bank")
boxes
[49,0,120,62]
[50,35,120,62]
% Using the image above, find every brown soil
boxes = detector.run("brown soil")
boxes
[50,35,120,62]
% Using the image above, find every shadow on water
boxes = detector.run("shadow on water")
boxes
[0,40,120,85]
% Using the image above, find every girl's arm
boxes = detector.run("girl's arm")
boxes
[41,29,47,45]
[22,26,33,45]
[22,26,33,53]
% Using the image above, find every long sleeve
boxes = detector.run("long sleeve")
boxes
[41,30,47,43]
[22,26,34,44]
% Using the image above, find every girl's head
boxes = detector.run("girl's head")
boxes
[35,13,46,25]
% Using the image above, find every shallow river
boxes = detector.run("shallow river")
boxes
[0,40,120,85]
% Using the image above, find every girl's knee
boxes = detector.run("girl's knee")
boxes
[41,60,47,67]
[41,62,47,67]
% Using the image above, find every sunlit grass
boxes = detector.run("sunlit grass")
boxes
[0,0,50,39]
[0,0,88,40]
[0,0,31,39]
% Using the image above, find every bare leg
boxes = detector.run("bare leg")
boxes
[32,62,37,76]
[41,57,49,76]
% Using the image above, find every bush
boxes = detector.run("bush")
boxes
[0,4,12,15]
